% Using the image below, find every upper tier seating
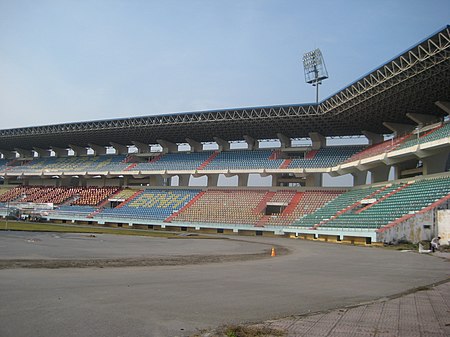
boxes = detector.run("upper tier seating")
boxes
[100,189,201,220]
[0,159,9,172]
[202,150,282,170]
[172,189,269,225]
[288,146,365,168]
[6,155,128,173]
[319,176,450,229]
[134,152,214,171]
[344,136,412,163]
[397,123,450,150]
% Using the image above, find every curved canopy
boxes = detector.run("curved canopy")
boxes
[1,26,449,151]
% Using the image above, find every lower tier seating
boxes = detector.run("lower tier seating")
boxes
[0,186,120,206]
[172,189,269,225]
[266,190,344,226]
[292,176,450,230]
[100,189,201,220]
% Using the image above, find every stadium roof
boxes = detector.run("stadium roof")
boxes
[1,26,449,152]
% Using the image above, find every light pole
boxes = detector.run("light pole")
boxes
[5,199,9,231]
[303,49,329,105]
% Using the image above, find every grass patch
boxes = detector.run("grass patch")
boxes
[0,220,177,238]
[381,242,419,251]
[223,325,285,337]
[193,325,286,337]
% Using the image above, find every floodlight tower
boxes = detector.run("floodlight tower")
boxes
[303,48,329,105]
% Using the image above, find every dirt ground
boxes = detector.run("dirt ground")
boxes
[0,246,289,269]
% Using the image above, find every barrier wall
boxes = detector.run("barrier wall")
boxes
[377,210,435,243]
[437,210,450,246]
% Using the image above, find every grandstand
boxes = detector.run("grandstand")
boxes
[1,26,450,244]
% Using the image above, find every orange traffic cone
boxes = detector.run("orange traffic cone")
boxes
[271,247,276,257]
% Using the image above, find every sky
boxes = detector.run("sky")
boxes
[0,0,449,129]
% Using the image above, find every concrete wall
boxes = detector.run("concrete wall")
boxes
[437,210,450,246]
[377,210,435,243]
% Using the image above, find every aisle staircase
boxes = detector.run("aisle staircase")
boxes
[197,151,220,170]
[164,191,205,223]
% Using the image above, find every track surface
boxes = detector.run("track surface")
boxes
[0,232,449,337]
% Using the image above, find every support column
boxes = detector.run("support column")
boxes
[207,174,219,187]
[213,137,230,151]
[110,142,128,155]
[162,175,172,186]
[51,147,69,157]
[69,145,87,156]
[79,176,87,187]
[237,174,249,187]
[271,174,280,187]
[352,171,367,186]
[305,173,322,187]
[370,165,390,183]
[435,101,450,115]
[423,149,450,175]
[88,143,106,156]
[132,141,150,154]
[393,159,420,180]
[309,132,326,150]
[157,139,178,154]
[243,135,258,150]
[0,149,16,160]
[186,138,203,152]
[406,113,441,126]
[33,147,51,158]
[14,148,33,158]
[383,122,415,136]
[178,175,190,187]
[362,131,383,146]
[277,133,291,148]
[149,175,164,186]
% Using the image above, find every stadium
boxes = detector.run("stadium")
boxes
[1,26,450,246]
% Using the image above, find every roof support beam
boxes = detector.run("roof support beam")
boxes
[132,141,149,154]
[0,149,15,159]
[186,138,203,152]
[157,139,178,154]
[277,133,291,148]
[69,144,87,156]
[382,122,415,136]
[33,147,51,158]
[110,142,128,155]
[213,137,230,151]
[362,130,384,146]
[406,113,441,126]
[243,135,258,150]
[435,101,450,115]
[14,148,33,158]
[51,146,69,157]
[88,143,106,156]
[309,132,326,150]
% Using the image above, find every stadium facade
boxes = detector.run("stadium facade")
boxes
[1,26,450,245]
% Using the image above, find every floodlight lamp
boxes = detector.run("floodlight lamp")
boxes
[302,49,328,85]
[302,48,329,104]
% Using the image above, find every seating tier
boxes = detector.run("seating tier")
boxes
[100,189,201,220]
[173,189,269,225]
